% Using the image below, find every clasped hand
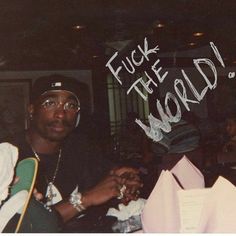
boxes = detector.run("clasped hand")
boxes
[82,166,143,207]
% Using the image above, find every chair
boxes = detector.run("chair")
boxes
[13,158,38,232]
[3,157,61,233]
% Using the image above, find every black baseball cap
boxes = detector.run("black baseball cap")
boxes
[30,74,81,103]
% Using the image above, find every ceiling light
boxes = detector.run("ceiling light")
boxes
[188,42,196,46]
[193,32,204,37]
[156,23,165,28]
[152,20,165,29]
[73,25,86,30]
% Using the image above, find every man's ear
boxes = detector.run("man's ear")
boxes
[28,104,34,118]
[27,105,35,129]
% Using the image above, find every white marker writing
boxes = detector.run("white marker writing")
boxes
[107,38,226,143]
[228,72,235,79]
[135,92,181,142]
[105,37,159,85]
[127,72,158,101]
[136,42,224,142]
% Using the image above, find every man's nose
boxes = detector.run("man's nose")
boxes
[54,104,66,117]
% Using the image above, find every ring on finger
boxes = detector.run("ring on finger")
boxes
[135,190,140,198]
[117,184,126,199]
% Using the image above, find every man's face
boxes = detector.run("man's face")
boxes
[226,119,236,137]
[30,90,80,142]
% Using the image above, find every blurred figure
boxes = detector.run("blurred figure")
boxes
[218,112,236,164]
[116,112,155,199]
[118,112,153,164]
[151,98,202,170]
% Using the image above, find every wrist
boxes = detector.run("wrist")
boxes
[81,191,94,208]
[69,191,86,213]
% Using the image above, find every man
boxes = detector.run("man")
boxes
[218,111,236,164]
[7,74,142,232]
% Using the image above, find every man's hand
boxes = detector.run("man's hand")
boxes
[55,166,143,223]
[33,188,44,201]
[82,174,124,208]
[112,167,143,205]
[12,176,20,185]
[82,166,143,208]
[109,166,139,176]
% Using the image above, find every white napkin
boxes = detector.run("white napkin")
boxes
[107,198,146,221]
[0,142,18,204]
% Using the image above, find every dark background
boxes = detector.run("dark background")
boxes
[0,0,236,158]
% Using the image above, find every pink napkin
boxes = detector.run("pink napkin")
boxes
[141,170,182,233]
[171,155,205,189]
[197,176,236,233]
[141,156,205,233]
[142,156,236,233]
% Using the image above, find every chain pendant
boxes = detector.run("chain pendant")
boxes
[30,146,62,210]
[46,182,57,203]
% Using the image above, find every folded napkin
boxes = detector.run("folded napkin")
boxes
[0,142,18,205]
[141,155,236,233]
[197,176,236,233]
[141,170,182,233]
[141,155,205,233]
[171,155,205,189]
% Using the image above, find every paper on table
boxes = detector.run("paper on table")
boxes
[141,170,182,233]
[171,155,205,189]
[177,188,210,233]
[197,176,236,233]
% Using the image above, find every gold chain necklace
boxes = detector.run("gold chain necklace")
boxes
[31,146,62,205]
